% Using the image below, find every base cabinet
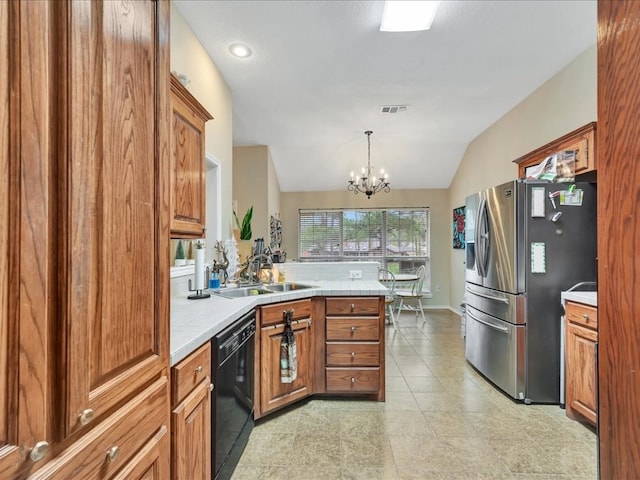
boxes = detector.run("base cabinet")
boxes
[255,300,313,419]
[565,301,598,426]
[171,343,212,480]
[324,297,385,400]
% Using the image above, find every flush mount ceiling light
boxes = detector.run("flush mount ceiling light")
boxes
[380,0,441,32]
[229,43,252,58]
[348,131,390,199]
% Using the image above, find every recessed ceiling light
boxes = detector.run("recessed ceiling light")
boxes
[229,43,253,58]
[380,0,441,32]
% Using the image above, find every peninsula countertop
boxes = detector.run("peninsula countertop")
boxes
[170,280,387,366]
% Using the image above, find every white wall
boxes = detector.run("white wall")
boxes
[447,45,597,310]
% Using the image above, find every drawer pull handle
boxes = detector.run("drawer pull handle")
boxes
[351,352,356,358]
[351,326,356,333]
[107,446,120,462]
[29,441,49,462]
[582,314,589,321]
[79,408,94,426]
[210,383,215,392]
[195,365,203,374]
[350,304,355,312]
[351,377,355,384]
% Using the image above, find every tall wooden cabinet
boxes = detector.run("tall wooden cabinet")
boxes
[1,1,171,478]
[170,75,213,238]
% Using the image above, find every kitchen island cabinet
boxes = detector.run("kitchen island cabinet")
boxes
[1,0,171,477]
[323,297,385,400]
[255,299,314,420]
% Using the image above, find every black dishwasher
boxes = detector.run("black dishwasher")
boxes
[212,310,256,480]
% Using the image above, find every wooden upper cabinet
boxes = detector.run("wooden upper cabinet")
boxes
[170,75,213,238]
[514,122,597,179]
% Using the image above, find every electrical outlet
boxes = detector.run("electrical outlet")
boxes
[349,270,362,279]
[436,285,441,292]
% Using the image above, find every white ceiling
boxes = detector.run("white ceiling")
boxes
[174,1,597,192]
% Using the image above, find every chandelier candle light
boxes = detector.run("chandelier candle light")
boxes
[348,130,390,199]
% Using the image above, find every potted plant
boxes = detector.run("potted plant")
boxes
[175,240,186,266]
[233,206,253,260]
[233,206,253,241]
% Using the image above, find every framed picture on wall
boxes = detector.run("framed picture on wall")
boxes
[453,206,465,249]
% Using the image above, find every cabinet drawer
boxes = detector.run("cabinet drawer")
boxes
[326,368,380,393]
[261,299,312,327]
[30,377,169,480]
[566,301,598,330]
[172,342,211,405]
[326,297,380,316]
[326,342,380,366]
[326,318,380,341]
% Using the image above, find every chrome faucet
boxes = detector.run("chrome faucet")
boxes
[244,253,274,284]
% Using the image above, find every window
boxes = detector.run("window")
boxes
[299,208,430,290]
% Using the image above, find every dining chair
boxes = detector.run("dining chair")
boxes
[378,268,399,330]
[395,265,426,323]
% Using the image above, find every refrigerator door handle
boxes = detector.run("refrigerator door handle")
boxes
[477,198,490,278]
[465,286,509,305]
[467,310,510,333]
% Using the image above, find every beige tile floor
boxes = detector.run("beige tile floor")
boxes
[232,310,598,479]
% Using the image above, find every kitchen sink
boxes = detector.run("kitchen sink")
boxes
[213,287,273,299]
[212,283,316,299]
[263,282,316,292]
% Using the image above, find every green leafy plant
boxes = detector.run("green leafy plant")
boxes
[234,206,253,240]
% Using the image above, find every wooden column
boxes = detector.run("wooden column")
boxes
[597,1,640,477]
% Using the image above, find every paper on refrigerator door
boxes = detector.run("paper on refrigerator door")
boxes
[531,187,546,217]
[531,242,546,273]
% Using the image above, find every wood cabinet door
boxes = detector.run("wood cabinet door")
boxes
[566,321,598,425]
[259,321,313,417]
[63,0,170,436]
[170,76,212,238]
[112,425,171,480]
[171,380,211,480]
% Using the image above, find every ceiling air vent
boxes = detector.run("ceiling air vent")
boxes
[380,105,408,114]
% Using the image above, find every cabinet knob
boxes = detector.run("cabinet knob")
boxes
[107,446,120,462]
[351,326,356,333]
[351,352,356,358]
[195,365,203,374]
[210,383,215,392]
[351,377,355,384]
[582,314,589,321]
[350,304,355,312]
[79,408,94,426]
[29,441,49,462]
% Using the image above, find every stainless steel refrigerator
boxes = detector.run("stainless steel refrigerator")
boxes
[464,180,597,404]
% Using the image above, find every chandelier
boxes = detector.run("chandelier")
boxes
[348,130,390,198]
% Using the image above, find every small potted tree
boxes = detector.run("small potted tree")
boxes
[175,240,186,266]
[186,240,196,265]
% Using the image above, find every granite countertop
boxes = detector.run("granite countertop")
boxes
[170,280,387,366]
[561,290,597,308]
